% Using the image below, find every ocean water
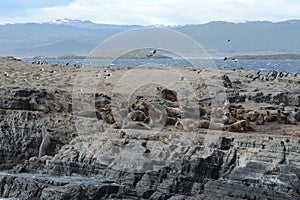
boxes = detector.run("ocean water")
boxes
[23,58,300,74]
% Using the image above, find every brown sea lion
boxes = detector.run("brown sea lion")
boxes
[126,110,147,122]
[246,111,259,122]
[256,113,265,125]
[198,120,225,130]
[277,110,287,124]
[165,107,184,118]
[264,110,277,122]
[157,87,177,102]
[226,120,255,132]
[223,114,238,125]
[165,117,178,125]
[132,101,166,127]
[198,120,211,129]
[101,112,115,124]
[29,96,49,112]
[175,118,196,132]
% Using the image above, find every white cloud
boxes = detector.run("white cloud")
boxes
[2,0,300,24]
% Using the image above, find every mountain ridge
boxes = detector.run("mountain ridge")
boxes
[1,19,299,57]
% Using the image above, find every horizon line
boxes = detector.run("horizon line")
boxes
[0,18,300,26]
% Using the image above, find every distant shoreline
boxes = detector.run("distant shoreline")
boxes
[27,53,300,60]
[230,54,300,59]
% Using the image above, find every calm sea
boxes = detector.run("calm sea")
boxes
[23,58,300,74]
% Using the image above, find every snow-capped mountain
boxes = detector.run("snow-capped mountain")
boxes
[49,18,143,29]
[0,19,299,57]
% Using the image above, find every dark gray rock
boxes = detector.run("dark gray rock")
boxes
[0,173,120,200]
[206,179,299,200]
[1,85,299,200]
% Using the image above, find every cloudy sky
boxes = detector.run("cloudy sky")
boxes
[1,0,300,25]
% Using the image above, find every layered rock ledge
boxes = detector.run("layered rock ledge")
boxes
[0,57,299,199]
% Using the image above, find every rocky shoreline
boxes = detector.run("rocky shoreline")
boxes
[0,56,299,199]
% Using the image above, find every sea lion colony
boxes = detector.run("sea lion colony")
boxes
[76,87,299,133]
[1,56,298,133]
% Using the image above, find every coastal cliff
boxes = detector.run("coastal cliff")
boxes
[0,57,299,199]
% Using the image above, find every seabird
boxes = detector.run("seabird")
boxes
[147,49,157,57]
[231,58,238,62]
[39,126,52,157]
[227,39,231,42]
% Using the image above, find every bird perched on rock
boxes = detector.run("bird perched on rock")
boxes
[222,74,232,88]
[39,126,52,157]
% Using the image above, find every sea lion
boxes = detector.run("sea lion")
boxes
[226,120,255,132]
[126,110,147,122]
[198,120,210,129]
[29,96,49,112]
[132,101,166,127]
[286,114,297,125]
[277,110,287,124]
[39,126,52,157]
[157,87,177,102]
[223,112,238,125]
[234,108,248,119]
[245,124,256,131]
[175,118,196,132]
[198,120,225,130]
[122,121,151,130]
[264,110,277,122]
[199,106,208,116]
[165,107,183,118]
[256,113,265,125]
[228,104,243,111]
[246,111,259,122]
[165,117,178,125]
[112,122,123,129]
[132,101,150,116]
[101,111,115,124]
[210,121,226,130]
